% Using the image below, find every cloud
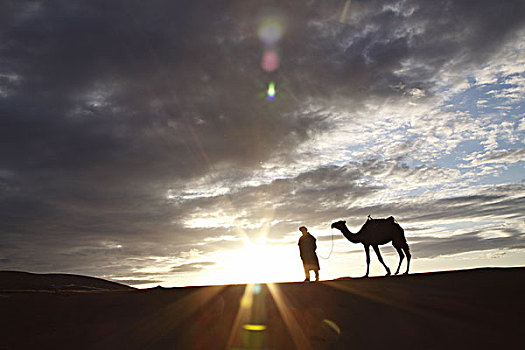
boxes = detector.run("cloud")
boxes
[170,261,216,273]
[410,229,524,259]
[114,279,162,286]
[462,148,525,167]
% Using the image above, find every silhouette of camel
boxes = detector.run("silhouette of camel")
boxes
[331,216,411,277]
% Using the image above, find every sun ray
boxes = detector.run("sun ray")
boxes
[267,283,312,350]
[226,283,253,348]
[100,285,225,348]
[339,0,352,23]
[227,283,272,349]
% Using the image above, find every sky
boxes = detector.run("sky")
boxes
[1,0,524,288]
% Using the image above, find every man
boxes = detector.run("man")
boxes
[298,226,320,282]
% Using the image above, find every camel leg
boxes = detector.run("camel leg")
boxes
[364,245,370,277]
[394,247,404,275]
[403,245,411,275]
[372,245,391,276]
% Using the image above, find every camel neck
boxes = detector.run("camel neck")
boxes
[340,225,361,243]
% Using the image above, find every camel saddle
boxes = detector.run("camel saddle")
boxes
[366,215,397,224]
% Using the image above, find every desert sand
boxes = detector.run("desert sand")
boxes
[1,267,523,349]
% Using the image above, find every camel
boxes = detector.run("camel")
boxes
[331,216,411,277]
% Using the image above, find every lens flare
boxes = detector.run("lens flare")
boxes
[242,324,267,331]
[322,319,341,336]
[261,49,280,72]
[339,0,352,23]
[267,82,276,101]
[257,9,287,46]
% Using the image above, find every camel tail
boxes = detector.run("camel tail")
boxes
[401,229,410,253]
[395,222,410,252]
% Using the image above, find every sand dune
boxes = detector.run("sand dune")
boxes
[1,267,522,349]
[0,271,135,292]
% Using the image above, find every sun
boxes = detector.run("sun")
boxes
[211,236,300,285]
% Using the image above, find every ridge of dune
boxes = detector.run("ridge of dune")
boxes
[0,270,135,291]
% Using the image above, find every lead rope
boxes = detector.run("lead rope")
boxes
[319,228,335,260]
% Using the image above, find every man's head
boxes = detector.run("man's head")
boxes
[299,226,308,235]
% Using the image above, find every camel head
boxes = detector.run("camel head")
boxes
[331,220,346,230]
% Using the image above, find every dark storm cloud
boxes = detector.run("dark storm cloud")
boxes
[1,0,322,180]
[284,0,525,104]
[1,0,524,279]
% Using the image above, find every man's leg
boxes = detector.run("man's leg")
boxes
[304,266,310,281]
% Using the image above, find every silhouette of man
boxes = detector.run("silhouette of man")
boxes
[298,226,320,282]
